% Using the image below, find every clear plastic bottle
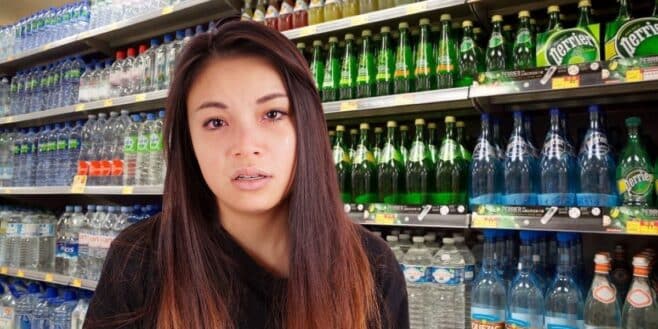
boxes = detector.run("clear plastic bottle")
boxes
[123,114,142,186]
[38,213,56,271]
[429,237,466,329]
[56,206,73,274]
[87,205,105,279]
[132,44,148,94]
[166,30,185,88]
[506,231,544,329]
[153,35,173,91]
[471,230,506,328]
[144,38,160,92]
[71,290,91,329]
[121,48,137,96]
[148,110,164,185]
[32,286,58,329]
[402,236,432,329]
[399,233,412,253]
[52,290,78,329]
[454,234,476,328]
[503,111,539,206]
[386,235,405,261]
[0,282,16,328]
[55,122,71,186]
[544,233,584,329]
[109,51,125,98]
[64,56,84,106]
[77,204,95,279]
[622,255,658,328]
[100,59,113,100]
[14,283,40,328]
[136,113,155,185]
[470,113,503,206]
[78,62,93,103]
[539,108,577,206]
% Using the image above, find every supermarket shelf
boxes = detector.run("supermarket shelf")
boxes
[0,185,164,195]
[345,203,470,228]
[0,266,97,291]
[282,0,467,40]
[0,0,236,74]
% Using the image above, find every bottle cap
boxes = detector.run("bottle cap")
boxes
[445,116,455,123]
[412,236,425,243]
[400,125,408,131]
[428,122,437,129]
[296,42,306,49]
[374,127,383,133]
[492,15,503,23]
[360,123,370,130]
[549,107,560,116]
[344,33,354,41]
[350,128,358,134]
[424,234,436,241]
[462,20,473,28]
[398,22,409,29]
[519,230,532,241]
[453,236,465,243]
[115,50,125,60]
[335,125,345,132]
[399,233,410,240]
[503,24,512,31]
[361,29,372,37]
[578,0,591,8]
[415,118,425,125]
[588,105,600,113]
[386,235,398,242]
[519,10,530,18]
[328,130,335,136]
[625,116,641,127]
[419,18,430,26]
[380,26,390,33]
[440,14,451,22]
[328,36,338,43]
[387,121,397,128]
[594,253,610,264]
[548,5,560,14]
[456,121,465,128]
[442,237,454,244]
[633,256,649,268]
[138,44,148,54]
[127,48,136,57]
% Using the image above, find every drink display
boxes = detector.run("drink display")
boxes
[617,117,654,207]
[436,14,457,89]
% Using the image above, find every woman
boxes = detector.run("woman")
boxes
[84,18,409,329]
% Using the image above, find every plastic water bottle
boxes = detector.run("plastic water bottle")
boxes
[94,206,118,279]
[38,213,56,271]
[429,237,466,329]
[5,213,22,268]
[120,48,137,96]
[166,30,185,86]
[18,213,41,269]
[46,124,60,186]
[78,63,93,103]
[136,113,155,185]
[14,283,40,328]
[71,290,91,329]
[88,205,106,280]
[56,206,73,274]
[471,230,506,328]
[77,204,95,279]
[539,108,577,206]
[144,39,160,92]
[148,110,165,185]
[52,290,77,329]
[544,233,584,329]
[56,122,72,185]
[153,35,172,91]
[64,56,84,106]
[401,236,432,329]
[399,233,412,253]
[99,59,113,100]
[454,234,476,328]
[110,51,125,98]
[506,231,544,329]
[32,286,58,329]
[470,113,502,206]
[503,111,539,206]
[123,114,141,186]
[584,253,621,328]
[0,282,16,328]
[423,233,439,256]
[386,235,404,261]
[0,76,9,117]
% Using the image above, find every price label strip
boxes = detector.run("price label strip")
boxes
[71,279,83,288]
[162,6,174,15]
[551,76,580,90]
[75,104,86,112]
[339,100,358,112]
[0,267,8,275]
[471,215,499,228]
[16,270,25,278]
[44,273,54,283]
[70,175,88,194]
[374,213,396,225]
[625,69,643,83]
[350,15,368,26]
[103,99,114,107]
[122,186,134,195]
[406,2,427,14]
[626,220,658,235]
[299,25,318,37]
[135,93,147,102]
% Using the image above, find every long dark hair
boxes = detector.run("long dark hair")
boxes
[158,19,381,329]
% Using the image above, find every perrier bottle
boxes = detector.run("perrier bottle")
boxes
[486,15,507,80]
[434,116,468,205]
[617,117,654,207]
[605,0,631,47]
[399,124,410,165]
[310,40,325,94]
[378,121,405,204]
[546,5,563,33]
[456,121,472,161]
[458,20,483,87]
[333,125,352,203]
[356,30,376,98]
[427,122,438,164]
[405,119,435,205]
[393,22,414,94]
[373,126,383,164]
[375,26,395,96]
[415,18,435,91]
[503,24,514,69]
[321,36,340,102]
[351,123,378,203]
[349,128,358,160]
[513,10,535,69]
[577,0,592,28]
[436,14,458,89]
[339,34,357,100]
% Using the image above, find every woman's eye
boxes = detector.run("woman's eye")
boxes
[265,110,285,121]
[204,118,225,129]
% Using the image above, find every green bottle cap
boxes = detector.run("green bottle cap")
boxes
[313,40,323,47]
[491,15,503,23]
[362,29,372,37]
[578,0,591,8]
[345,33,354,40]
[445,116,456,123]
[428,122,437,129]
[415,118,426,125]
[456,121,465,128]
[398,22,409,29]
[419,18,430,26]
[473,27,482,34]
[360,123,370,130]
[380,26,390,33]
[462,20,473,28]
[548,5,560,14]
[440,14,451,22]
[328,36,338,43]
[374,127,383,133]
[387,121,397,128]
[518,10,530,18]
[336,125,345,132]
[400,125,409,131]
[625,117,641,127]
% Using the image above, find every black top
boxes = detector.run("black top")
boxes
[84,216,409,329]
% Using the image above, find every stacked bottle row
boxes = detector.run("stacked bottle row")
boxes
[0,279,91,329]
[0,109,165,187]
[0,208,57,272]
[332,116,471,205]
[0,0,187,60]
[470,107,658,208]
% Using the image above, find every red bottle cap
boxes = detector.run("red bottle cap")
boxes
[127,48,136,57]
[116,51,125,60]
[138,44,148,54]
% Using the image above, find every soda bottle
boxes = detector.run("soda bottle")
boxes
[473,27,484,50]
[435,14,457,89]
[545,233,585,329]
[377,121,404,204]
[471,230,506,328]
[513,11,535,70]
[584,253,622,328]
[332,125,351,203]
[292,0,308,28]
[323,0,342,22]
[322,36,340,102]
[503,112,539,206]
[375,26,394,96]
[414,18,435,91]
[278,0,294,31]
[470,114,502,206]
[401,236,432,329]
[427,122,437,164]
[458,20,483,87]
[372,126,383,164]
[486,15,507,78]
[393,22,414,94]
[399,125,410,165]
[456,121,471,161]
[621,255,658,328]
[351,123,377,204]
[358,0,376,14]
[546,5,563,33]
[405,119,433,205]
[434,116,468,205]
[539,108,577,206]
[605,0,632,53]
[253,0,267,23]
[356,30,376,98]
[577,0,592,28]
[616,117,654,207]
[307,0,324,25]
[523,115,539,159]
[310,40,325,92]
[342,0,359,17]
[297,42,308,63]
[348,128,358,164]
[264,0,280,30]
[506,231,544,329]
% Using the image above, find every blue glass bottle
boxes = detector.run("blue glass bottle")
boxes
[506,231,545,329]
[539,108,576,206]
[503,111,539,205]
[470,113,503,206]
[544,232,584,329]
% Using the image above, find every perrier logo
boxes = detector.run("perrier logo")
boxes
[541,28,600,65]
[613,18,658,58]
[618,169,654,197]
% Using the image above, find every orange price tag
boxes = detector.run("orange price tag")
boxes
[0,267,8,275]
[71,175,87,194]
[135,93,147,102]
[626,69,643,82]
[472,215,499,228]
[16,270,25,278]
[552,76,580,89]
[44,273,54,282]
[340,101,358,112]
[103,99,114,107]
[122,186,134,195]
[161,6,174,15]
[71,279,83,288]
[75,104,86,112]
[626,220,658,235]
[374,213,396,225]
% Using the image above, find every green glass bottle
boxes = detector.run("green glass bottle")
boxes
[349,128,358,160]
[373,126,383,164]
[393,22,414,94]
[530,18,537,40]
[427,122,438,165]
[405,119,435,205]
[310,40,325,93]
[375,26,395,96]
[486,15,507,76]
[436,14,458,89]
[352,123,378,204]
[378,121,405,204]
[577,0,592,28]
[503,24,514,69]
[616,117,654,207]
[329,130,336,146]
[513,10,535,70]
[333,125,352,203]
[605,0,631,43]
[297,42,308,62]
[456,121,472,161]
[339,34,357,100]
[321,36,340,102]
[458,20,483,87]
[546,5,563,33]
[399,124,410,165]
[434,116,468,205]
[473,27,484,50]
[415,18,435,91]
[356,29,376,99]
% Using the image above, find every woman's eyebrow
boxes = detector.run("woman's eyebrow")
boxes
[194,101,228,112]
[257,93,287,104]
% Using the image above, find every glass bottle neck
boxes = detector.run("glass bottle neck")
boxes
[482,240,496,270]
[335,132,344,146]
[456,127,464,143]
[441,21,451,39]
[328,43,337,58]
[361,37,370,53]
[386,127,396,144]
[463,27,473,41]
[513,116,524,136]
[445,122,455,140]
[627,126,639,140]
[618,0,630,20]
[428,128,436,144]
[419,25,430,43]
[548,13,561,30]
[578,7,591,27]
[480,120,491,141]
[518,17,530,31]
[380,33,390,50]
[491,22,502,36]
[359,129,369,145]
[399,28,409,46]
[550,113,560,132]
[414,125,424,142]
[589,112,600,130]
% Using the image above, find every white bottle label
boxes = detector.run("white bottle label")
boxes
[0,306,15,329]
[22,223,40,237]
[627,289,653,308]
[593,284,616,304]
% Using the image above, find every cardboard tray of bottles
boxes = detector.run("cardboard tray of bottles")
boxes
[344,203,469,227]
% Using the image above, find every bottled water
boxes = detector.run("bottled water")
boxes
[133,44,149,94]
[454,234,475,328]
[93,206,118,280]
[506,231,544,329]
[121,48,137,96]
[428,237,465,329]
[78,62,94,103]
[167,30,185,86]
[544,233,584,329]
[55,122,72,186]
[14,283,40,328]
[88,112,108,185]
[136,113,155,185]
[423,233,439,256]
[148,110,165,185]
[386,235,405,261]
[100,59,113,100]
[55,206,73,274]
[144,39,160,92]
[71,290,92,329]
[68,120,84,184]
[471,230,506,328]
[45,123,60,186]
[110,51,126,98]
[77,204,95,279]
[32,286,58,329]
[5,213,22,268]
[584,252,621,328]
[18,213,41,269]
[0,282,16,328]
[503,111,539,206]
[539,108,577,206]
[399,233,412,253]
[470,113,502,206]
[621,255,658,328]
[153,35,173,91]
[401,236,432,329]
[123,114,142,186]
[87,205,106,280]
[38,213,56,271]
[0,76,9,117]
[52,290,78,329]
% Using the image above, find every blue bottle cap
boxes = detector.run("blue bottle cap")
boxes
[483,229,497,239]
[588,105,600,113]
[74,205,83,212]
[159,110,165,118]
[63,290,76,301]
[150,38,160,47]
[519,231,532,242]
[195,24,205,35]
[163,34,173,44]
[556,232,571,243]
[43,287,58,299]
[185,27,193,37]
[176,30,184,39]
[131,114,141,122]
[549,107,560,116]
[513,111,523,118]
[27,283,40,294]
[480,113,490,121]
[147,113,156,121]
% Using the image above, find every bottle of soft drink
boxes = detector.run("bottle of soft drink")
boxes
[428,237,466,329]
[544,232,584,328]
[539,108,577,206]
[621,255,658,328]
[506,231,544,329]
[434,116,468,205]
[584,252,621,328]
[401,236,432,329]
[470,114,502,206]
[503,112,539,206]
[616,117,654,207]
[471,230,506,328]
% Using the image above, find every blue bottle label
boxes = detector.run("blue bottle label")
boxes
[506,136,530,158]
[56,241,67,258]
[464,264,475,282]
[507,312,543,328]
[544,316,578,329]
[19,314,31,329]
[427,266,463,285]
[66,242,79,259]
[401,265,429,283]
[541,134,569,158]
[579,131,609,156]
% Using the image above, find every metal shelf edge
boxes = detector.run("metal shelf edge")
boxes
[1,267,97,291]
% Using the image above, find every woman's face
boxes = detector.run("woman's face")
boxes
[187,55,296,216]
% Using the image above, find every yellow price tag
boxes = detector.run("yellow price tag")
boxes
[374,213,396,225]
[551,76,580,89]
[351,15,368,26]
[7,56,14,61]
[0,267,8,275]
[394,94,414,106]
[103,99,114,107]
[626,220,658,235]
[339,101,358,112]
[406,2,426,15]
[42,43,53,51]
[3,188,10,194]
[162,6,174,15]
[122,186,134,195]
[626,69,643,82]
[135,93,147,102]
[16,270,24,278]
[71,279,83,288]
[472,215,499,228]
[71,175,87,194]
[75,104,86,112]
[3,116,14,123]
[299,25,317,37]
[44,273,54,282]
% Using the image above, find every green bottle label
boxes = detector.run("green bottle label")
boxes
[137,134,149,153]
[333,145,351,165]
[438,139,458,162]
[356,67,369,83]
[20,144,29,154]
[124,135,138,154]
[605,18,658,59]
[323,62,336,89]
[460,39,475,53]
[379,142,402,164]
[537,27,600,65]
[68,138,80,150]
[408,141,427,163]
[394,62,410,78]
[47,141,56,152]
[149,133,163,152]
[618,169,654,199]
[57,140,67,151]
[488,35,504,49]
[353,145,374,165]
[515,30,532,46]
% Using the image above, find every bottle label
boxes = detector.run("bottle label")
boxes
[538,27,599,65]
[401,264,429,283]
[340,65,353,86]
[6,223,20,237]
[22,223,40,237]
[394,61,410,78]
[309,0,323,8]
[460,38,475,53]
[100,160,112,177]
[506,312,543,329]
[56,241,67,258]
[353,145,374,165]
[515,30,532,46]
[332,146,351,165]
[77,160,90,176]
[617,169,654,200]
[473,139,497,161]
[137,134,149,153]
[464,264,475,282]
[544,316,578,329]
[124,135,138,154]
[89,160,103,177]
[149,133,163,152]
[605,18,658,60]
[20,144,28,154]
[280,1,294,15]
[593,284,617,304]
[98,235,115,249]
[68,138,80,150]
[57,139,67,151]
[488,34,504,48]
[626,288,653,308]
[294,0,309,12]
[415,59,430,76]
[322,63,336,89]
[265,5,279,19]
[78,233,90,246]
[506,135,530,158]
[408,141,427,163]
[438,139,458,162]
[0,306,15,328]
[579,131,609,156]
[379,142,403,165]
[39,224,55,236]
[18,314,29,329]
[541,134,569,157]
[253,9,265,22]
[427,266,463,285]
[471,307,505,329]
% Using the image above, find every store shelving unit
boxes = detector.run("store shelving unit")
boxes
[0,266,97,291]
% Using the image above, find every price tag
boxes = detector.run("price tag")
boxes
[350,15,368,26]
[551,76,580,89]
[3,188,10,194]
[339,100,358,111]
[71,279,83,288]
[0,267,8,275]
[626,220,658,235]
[4,116,14,123]
[135,93,147,102]
[70,175,87,194]
[44,273,54,282]
[374,213,396,225]
[626,69,643,82]
[472,215,499,228]
[299,25,317,37]
[406,2,426,15]
[103,99,114,107]
[75,104,86,112]
[7,56,14,61]
[122,186,134,195]
[394,94,414,106]
[16,270,24,278]
[162,6,174,15]
[42,43,53,51]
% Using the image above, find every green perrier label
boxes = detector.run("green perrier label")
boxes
[379,142,403,165]
[333,145,351,165]
[617,168,654,202]
[408,141,427,163]
[605,18,658,60]
[353,145,374,165]
[537,27,600,66]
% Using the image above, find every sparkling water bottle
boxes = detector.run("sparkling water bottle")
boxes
[470,113,502,206]
[471,230,506,328]
[503,111,539,206]
[584,252,621,328]
[544,233,584,329]
[401,236,432,329]
[429,237,466,329]
[52,290,77,329]
[539,108,577,206]
[621,255,658,328]
[506,231,544,329]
